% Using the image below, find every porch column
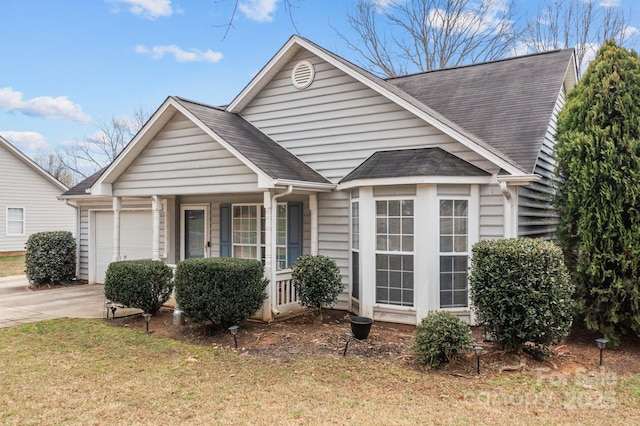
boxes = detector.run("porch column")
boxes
[359,186,375,319]
[152,195,162,261]
[112,197,122,262]
[262,191,274,322]
[309,193,318,255]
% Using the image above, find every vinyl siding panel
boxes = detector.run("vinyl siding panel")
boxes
[518,89,565,239]
[0,144,75,253]
[317,191,350,308]
[241,51,497,183]
[480,184,504,240]
[113,114,259,197]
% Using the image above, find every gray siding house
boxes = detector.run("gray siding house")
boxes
[61,36,577,325]
[0,135,75,255]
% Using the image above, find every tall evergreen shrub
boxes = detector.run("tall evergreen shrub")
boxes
[469,238,574,353]
[554,40,640,345]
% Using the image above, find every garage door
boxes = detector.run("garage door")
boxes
[94,210,153,283]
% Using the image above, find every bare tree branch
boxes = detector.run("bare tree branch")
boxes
[216,0,302,41]
[59,108,150,183]
[32,152,74,187]
[338,0,521,77]
[524,0,637,74]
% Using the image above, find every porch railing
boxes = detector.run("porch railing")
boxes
[275,269,300,311]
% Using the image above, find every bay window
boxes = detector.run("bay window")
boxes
[375,199,414,307]
[439,199,469,308]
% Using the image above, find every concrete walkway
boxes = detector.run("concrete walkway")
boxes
[0,275,112,328]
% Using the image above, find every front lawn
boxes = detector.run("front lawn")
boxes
[0,255,25,277]
[0,319,638,424]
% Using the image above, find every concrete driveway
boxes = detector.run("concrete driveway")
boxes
[0,275,108,328]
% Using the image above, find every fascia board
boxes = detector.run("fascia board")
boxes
[338,175,493,190]
[0,136,68,191]
[90,98,176,194]
[227,36,301,112]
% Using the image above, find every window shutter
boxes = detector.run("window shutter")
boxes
[287,202,303,267]
[220,204,231,258]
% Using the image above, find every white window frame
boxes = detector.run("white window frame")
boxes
[232,203,287,270]
[374,197,415,308]
[438,197,470,309]
[6,207,25,236]
[350,199,360,301]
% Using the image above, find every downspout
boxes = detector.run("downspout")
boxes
[270,185,293,317]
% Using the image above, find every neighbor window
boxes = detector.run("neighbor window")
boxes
[6,207,24,235]
[439,199,469,308]
[375,199,414,307]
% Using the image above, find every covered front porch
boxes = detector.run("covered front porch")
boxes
[107,187,330,322]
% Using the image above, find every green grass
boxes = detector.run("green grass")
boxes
[0,255,25,277]
[0,318,638,425]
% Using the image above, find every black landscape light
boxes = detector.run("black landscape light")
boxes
[343,332,354,356]
[228,325,239,349]
[105,300,112,320]
[595,338,608,366]
[143,313,152,333]
[473,345,484,374]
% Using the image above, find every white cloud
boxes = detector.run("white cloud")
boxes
[107,0,175,19]
[0,87,92,124]
[600,0,621,7]
[239,0,278,23]
[0,130,50,153]
[135,44,223,63]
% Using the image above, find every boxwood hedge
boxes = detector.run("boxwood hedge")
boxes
[25,231,76,286]
[174,258,268,330]
[104,260,174,315]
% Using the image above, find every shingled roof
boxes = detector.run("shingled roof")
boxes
[387,49,574,174]
[61,168,106,196]
[341,148,490,183]
[175,97,330,185]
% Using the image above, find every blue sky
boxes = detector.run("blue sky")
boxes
[1,0,638,161]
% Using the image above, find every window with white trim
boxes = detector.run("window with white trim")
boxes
[439,199,469,308]
[6,207,25,235]
[233,203,287,270]
[375,199,414,307]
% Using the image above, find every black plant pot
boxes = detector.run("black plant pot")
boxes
[349,316,373,340]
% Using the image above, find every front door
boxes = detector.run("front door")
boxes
[181,205,210,260]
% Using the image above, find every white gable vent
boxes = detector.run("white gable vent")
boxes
[291,60,315,89]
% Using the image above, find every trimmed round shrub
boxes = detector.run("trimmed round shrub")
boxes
[25,231,76,285]
[414,311,473,368]
[174,258,268,330]
[469,238,574,353]
[291,255,343,320]
[104,260,174,315]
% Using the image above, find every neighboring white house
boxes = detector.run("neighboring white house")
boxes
[0,135,76,255]
[61,36,577,325]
